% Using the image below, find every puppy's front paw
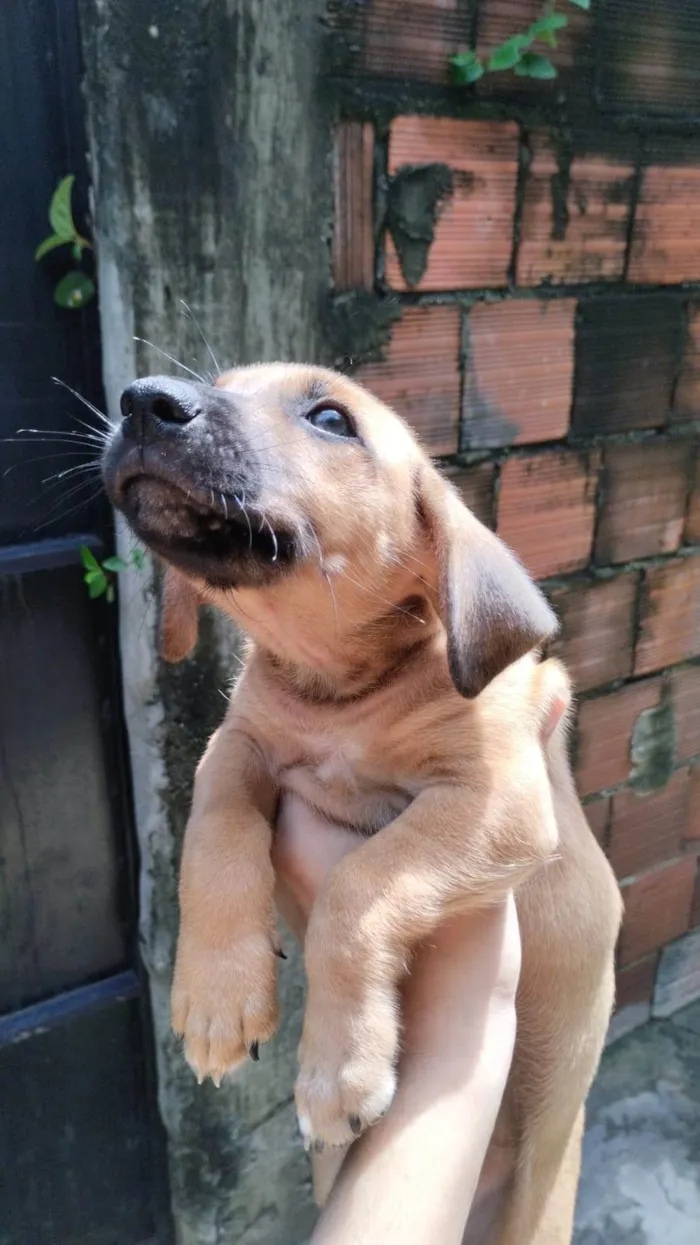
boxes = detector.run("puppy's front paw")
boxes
[171,931,279,1086]
[295,985,399,1149]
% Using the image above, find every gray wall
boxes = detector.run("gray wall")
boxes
[77,3,333,1240]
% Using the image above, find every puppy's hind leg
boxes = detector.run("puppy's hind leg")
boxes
[496,1107,585,1245]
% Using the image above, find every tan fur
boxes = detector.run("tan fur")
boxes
[105,364,622,1245]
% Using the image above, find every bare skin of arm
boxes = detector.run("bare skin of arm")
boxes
[273,795,521,1245]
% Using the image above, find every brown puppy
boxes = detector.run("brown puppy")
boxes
[102,364,622,1245]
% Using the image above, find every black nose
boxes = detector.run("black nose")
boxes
[120,376,202,443]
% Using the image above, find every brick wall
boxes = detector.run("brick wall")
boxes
[327,0,700,1034]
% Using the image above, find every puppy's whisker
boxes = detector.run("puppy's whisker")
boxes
[239,431,312,456]
[322,568,340,645]
[234,494,254,549]
[39,472,102,511]
[134,337,205,382]
[51,377,113,429]
[220,493,228,519]
[70,414,111,442]
[33,480,104,532]
[12,428,106,445]
[180,300,221,377]
[3,450,95,479]
[226,588,256,626]
[41,461,102,486]
[340,572,427,623]
[262,516,278,563]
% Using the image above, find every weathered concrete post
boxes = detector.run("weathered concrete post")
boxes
[77,2,333,1240]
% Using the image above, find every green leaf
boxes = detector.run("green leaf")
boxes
[540,29,558,47]
[102,555,128,572]
[106,583,116,604]
[529,13,568,37]
[72,241,83,261]
[515,51,558,78]
[87,572,108,599]
[450,52,484,85]
[54,270,96,309]
[451,50,479,68]
[83,569,103,585]
[35,233,68,261]
[450,52,485,84]
[488,34,532,71]
[49,174,77,240]
[130,548,146,571]
[80,544,101,573]
[568,0,590,9]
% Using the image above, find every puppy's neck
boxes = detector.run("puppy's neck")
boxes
[221,548,441,695]
[258,594,441,703]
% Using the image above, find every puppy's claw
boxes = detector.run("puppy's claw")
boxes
[248,1040,260,1062]
[275,947,288,960]
[348,1114,363,1137]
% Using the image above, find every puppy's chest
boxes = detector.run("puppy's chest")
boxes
[274,729,417,834]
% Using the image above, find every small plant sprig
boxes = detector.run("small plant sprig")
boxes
[35,175,96,309]
[451,0,589,86]
[80,544,146,603]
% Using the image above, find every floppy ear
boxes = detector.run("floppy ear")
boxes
[159,566,201,663]
[417,463,558,698]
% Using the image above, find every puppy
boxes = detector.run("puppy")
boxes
[103,364,622,1245]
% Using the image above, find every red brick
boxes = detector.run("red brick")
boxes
[576,679,663,799]
[333,122,375,291]
[595,442,691,565]
[628,162,700,284]
[597,1,700,117]
[634,557,700,675]
[352,0,467,86]
[608,768,691,881]
[497,451,599,581]
[356,305,461,454]
[685,453,700,545]
[688,767,700,843]
[328,0,468,86]
[462,300,574,448]
[549,574,636,693]
[673,305,700,422]
[572,296,683,436]
[670,665,700,763]
[619,856,697,964]
[385,117,519,290]
[584,797,611,847]
[615,954,658,1014]
[448,464,495,529]
[517,136,634,285]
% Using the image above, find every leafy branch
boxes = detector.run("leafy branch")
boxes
[451,0,589,86]
[35,175,96,309]
[80,544,146,603]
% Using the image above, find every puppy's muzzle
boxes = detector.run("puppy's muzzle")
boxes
[101,375,296,587]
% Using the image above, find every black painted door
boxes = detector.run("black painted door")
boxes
[0,4,171,1241]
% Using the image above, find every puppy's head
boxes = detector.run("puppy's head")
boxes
[102,363,556,694]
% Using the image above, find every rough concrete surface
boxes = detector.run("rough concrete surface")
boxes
[77,0,332,1238]
[575,1001,700,1245]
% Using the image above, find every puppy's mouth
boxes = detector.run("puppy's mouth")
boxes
[118,474,295,587]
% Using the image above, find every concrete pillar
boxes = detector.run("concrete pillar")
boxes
[77,3,333,1240]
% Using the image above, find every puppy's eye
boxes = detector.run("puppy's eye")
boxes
[305,405,356,439]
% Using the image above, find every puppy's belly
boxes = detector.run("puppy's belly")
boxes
[279,766,412,835]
